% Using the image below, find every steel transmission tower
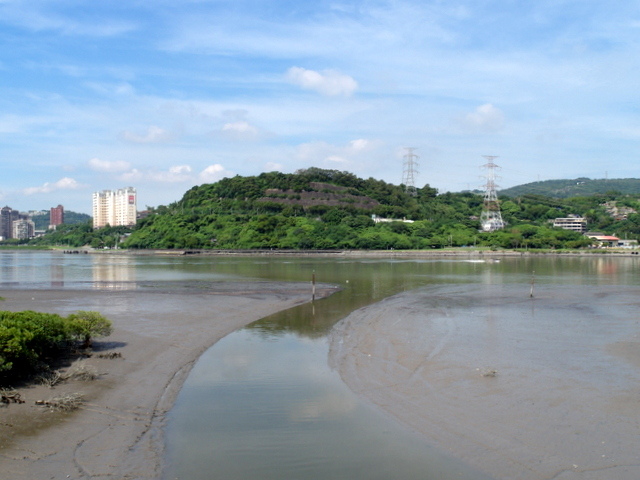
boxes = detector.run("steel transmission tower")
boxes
[480,155,505,232]
[402,148,419,196]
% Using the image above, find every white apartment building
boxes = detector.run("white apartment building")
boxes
[552,216,587,233]
[92,187,137,228]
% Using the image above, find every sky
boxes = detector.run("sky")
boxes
[1,0,639,214]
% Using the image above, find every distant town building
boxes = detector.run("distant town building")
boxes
[92,187,137,228]
[552,216,587,233]
[12,217,35,240]
[1,206,35,240]
[1,206,19,240]
[50,204,64,229]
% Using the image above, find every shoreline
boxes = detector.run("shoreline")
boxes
[66,247,640,258]
[0,283,336,479]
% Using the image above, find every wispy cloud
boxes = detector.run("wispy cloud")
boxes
[121,126,175,144]
[286,67,358,97]
[88,158,131,173]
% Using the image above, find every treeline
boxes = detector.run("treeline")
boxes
[9,168,640,251]
[26,223,133,249]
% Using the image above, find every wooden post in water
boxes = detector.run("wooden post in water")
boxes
[312,271,316,302]
[529,270,535,298]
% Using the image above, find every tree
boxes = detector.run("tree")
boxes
[67,311,113,349]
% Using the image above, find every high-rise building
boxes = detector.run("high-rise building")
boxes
[50,204,64,229]
[92,187,137,228]
[1,206,19,240]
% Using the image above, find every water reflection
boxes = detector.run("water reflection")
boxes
[90,254,137,289]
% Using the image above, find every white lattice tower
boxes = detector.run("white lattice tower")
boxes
[480,155,505,231]
[402,148,419,196]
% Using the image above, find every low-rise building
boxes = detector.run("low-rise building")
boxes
[553,216,587,233]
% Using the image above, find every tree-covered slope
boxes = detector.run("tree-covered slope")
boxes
[120,168,627,251]
[500,178,640,198]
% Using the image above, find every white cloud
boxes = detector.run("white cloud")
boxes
[88,157,131,172]
[296,138,382,167]
[460,103,505,133]
[121,125,174,143]
[116,164,231,185]
[286,67,358,97]
[23,177,84,195]
[148,165,193,183]
[199,164,232,183]
[219,121,262,141]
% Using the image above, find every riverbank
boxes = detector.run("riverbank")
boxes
[0,282,336,479]
[329,283,640,480]
[81,247,640,258]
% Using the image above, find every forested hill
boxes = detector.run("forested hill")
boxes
[116,167,640,251]
[500,178,640,198]
[18,168,640,250]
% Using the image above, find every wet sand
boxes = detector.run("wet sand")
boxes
[329,283,640,480]
[0,282,335,480]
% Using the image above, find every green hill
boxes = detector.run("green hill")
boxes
[500,178,640,198]
[22,169,640,251]
[119,168,617,251]
[30,211,92,230]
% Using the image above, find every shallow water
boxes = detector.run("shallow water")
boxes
[3,251,639,479]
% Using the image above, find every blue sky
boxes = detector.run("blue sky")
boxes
[1,0,639,214]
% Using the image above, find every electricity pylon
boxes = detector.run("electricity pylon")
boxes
[402,148,419,196]
[480,155,505,232]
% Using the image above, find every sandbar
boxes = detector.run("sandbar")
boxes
[0,282,335,479]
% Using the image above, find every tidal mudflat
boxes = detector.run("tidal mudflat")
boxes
[330,283,640,480]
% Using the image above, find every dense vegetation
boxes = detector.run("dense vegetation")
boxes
[0,310,112,384]
[7,169,640,251]
[117,168,639,250]
[27,223,133,249]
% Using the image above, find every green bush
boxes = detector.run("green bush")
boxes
[66,311,113,349]
[0,311,70,374]
[0,310,112,381]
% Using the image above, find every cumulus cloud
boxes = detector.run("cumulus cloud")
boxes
[121,125,174,143]
[199,164,232,183]
[286,67,358,96]
[460,103,505,132]
[88,157,131,172]
[23,177,84,195]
